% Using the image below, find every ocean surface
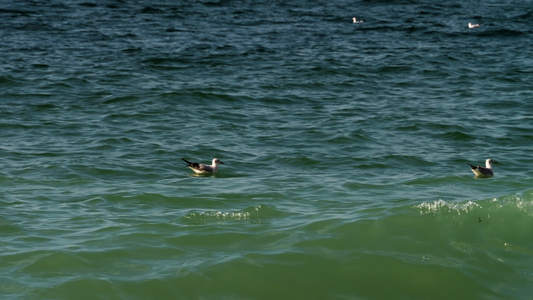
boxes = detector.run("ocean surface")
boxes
[1,0,533,299]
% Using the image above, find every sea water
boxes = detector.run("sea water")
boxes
[1,0,533,299]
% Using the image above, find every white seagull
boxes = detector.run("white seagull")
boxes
[468,22,480,28]
[353,17,364,24]
[182,158,223,174]
[468,158,497,178]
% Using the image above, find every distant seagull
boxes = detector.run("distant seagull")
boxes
[468,22,480,28]
[182,158,223,174]
[353,17,365,24]
[468,158,497,178]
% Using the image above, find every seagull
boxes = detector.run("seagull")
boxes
[468,22,480,28]
[468,158,497,178]
[353,17,364,24]
[182,158,223,174]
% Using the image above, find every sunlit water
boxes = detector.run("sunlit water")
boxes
[1,0,533,299]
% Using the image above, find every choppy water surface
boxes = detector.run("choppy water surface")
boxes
[1,0,533,299]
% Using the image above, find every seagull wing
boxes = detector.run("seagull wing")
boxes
[182,158,219,173]
[182,158,201,169]
[468,163,493,177]
[197,164,214,172]
[477,166,494,176]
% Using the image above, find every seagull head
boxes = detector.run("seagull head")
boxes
[485,158,497,168]
[212,158,223,165]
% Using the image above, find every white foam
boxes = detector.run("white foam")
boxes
[416,199,481,215]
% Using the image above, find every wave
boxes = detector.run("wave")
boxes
[180,204,281,225]
[416,191,533,222]
[475,29,526,37]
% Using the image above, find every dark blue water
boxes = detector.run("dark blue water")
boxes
[1,0,533,299]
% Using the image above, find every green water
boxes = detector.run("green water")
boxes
[2,0,533,299]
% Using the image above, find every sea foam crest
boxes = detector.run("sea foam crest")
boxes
[191,210,252,220]
[416,199,483,215]
[181,205,266,224]
[417,193,533,218]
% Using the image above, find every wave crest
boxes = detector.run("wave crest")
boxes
[180,204,277,225]
[416,191,533,219]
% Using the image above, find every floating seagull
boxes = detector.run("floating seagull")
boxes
[468,22,480,28]
[353,17,364,24]
[182,158,223,174]
[468,158,497,178]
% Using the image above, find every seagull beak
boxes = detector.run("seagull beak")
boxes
[219,161,224,164]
